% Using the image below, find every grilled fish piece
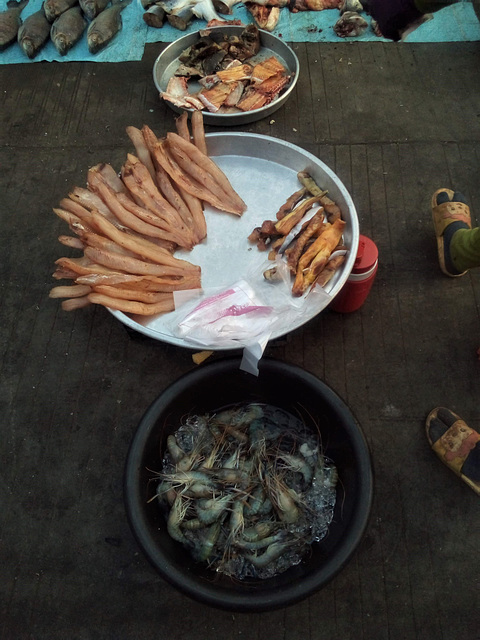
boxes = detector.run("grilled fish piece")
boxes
[87,0,131,53]
[223,80,244,106]
[50,5,86,54]
[161,76,204,109]
[251,56,286,83]
[43,0,78,23]
[236,86,268,112]
[0,0,28,51]
[198,82,235,112]
[255,73,290,98]
[17,7,50,58]
[79,0,110,20]
[216,63,252,83]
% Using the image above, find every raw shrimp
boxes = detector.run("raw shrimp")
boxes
[247,541,292,568]
[242,521,278,542]
[234,532,285,551]
[155,402,338,580]
[195,494,233,525]
[167,494,190,543]
[276,452,313,485]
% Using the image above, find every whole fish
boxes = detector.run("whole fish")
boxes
[333,10,368,37]
[87,0,131,54]
[79,0,110,21]
[17,7,50,58]
[43,0,79,23]
[50,5,86,55]
[0,0,29,51]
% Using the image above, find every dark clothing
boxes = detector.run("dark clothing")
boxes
[366,0,462,40]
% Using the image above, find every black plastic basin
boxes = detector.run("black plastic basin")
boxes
[124,357,373,612]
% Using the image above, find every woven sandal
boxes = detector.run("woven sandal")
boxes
[431,188,472,277]
[426,407,480,496]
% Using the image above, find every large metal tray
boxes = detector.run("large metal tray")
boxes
[153,26,299,126]
[109,133,359,349]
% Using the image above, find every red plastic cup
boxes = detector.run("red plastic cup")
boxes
[331,235,378,313]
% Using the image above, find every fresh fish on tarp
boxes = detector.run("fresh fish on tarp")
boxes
[143,2,165,27]
[339,0,362,12]
[159,0,194,29]
[50,5,86,54]
[290,0,340,9]
[87,0,131,53]
[212,0,240,14]
[17,6,50,58]
[333,10,367,36]
[244,3,280,31]
[191,0,225,23]
[79,0,110,20]
[0,0,28,50]
[166,6,193,29]
[245,2,280,31]
[43,0,78,23]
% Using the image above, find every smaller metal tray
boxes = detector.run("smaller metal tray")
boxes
[153,26,299,126]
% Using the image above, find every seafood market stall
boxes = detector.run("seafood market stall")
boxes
[1,0,479,64]
[1,0,480,637]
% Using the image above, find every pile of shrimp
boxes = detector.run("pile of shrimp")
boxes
[153,403,338,580]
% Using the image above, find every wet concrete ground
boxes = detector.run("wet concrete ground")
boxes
[1,40,480,639]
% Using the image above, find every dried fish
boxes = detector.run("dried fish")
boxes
[0,0,28,51]
[50,5,87,55]
[17,7,50,58]
[87,0,131,54]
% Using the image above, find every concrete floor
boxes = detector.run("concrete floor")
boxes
[1,39,480,639]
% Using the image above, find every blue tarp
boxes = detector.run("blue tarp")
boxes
[0,0,479,64]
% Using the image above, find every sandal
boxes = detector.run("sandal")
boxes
[431,189,471,277]
[426,407,480,496]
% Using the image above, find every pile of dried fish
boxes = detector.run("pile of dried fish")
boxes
[49,112,246,316]
[161,24,294,114]
[155,403,338,579]
[0,0,131,59]
[248,171,347,297]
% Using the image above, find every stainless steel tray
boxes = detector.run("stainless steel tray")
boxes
[109,133,359,349]
[153,26,299,126]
